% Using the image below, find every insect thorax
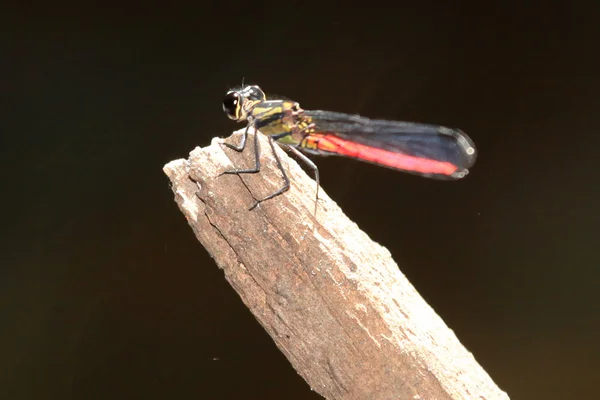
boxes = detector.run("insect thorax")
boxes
[251,100,314,145]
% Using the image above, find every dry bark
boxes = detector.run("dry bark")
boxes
[163,128,510,400]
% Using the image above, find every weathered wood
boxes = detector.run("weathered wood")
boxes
[163,128,510,400]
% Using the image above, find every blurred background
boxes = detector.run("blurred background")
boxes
[2,1,599,399]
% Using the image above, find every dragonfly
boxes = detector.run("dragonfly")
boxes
[218,85,476,214]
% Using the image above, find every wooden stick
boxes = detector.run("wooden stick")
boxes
[163,129,510,400]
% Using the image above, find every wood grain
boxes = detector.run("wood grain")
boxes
[163,128,510,400]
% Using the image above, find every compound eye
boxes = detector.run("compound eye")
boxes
[223,92,241,120]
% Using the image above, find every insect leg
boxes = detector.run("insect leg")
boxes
[221,121,251,152]
[249,136,290,210]
[219,123,261,175]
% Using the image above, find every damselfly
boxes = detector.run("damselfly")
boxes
[219,85,476,214]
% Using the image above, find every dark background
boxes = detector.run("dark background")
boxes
[2,1,599,399]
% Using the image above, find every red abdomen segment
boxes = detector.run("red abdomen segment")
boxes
[301,133,462,177]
